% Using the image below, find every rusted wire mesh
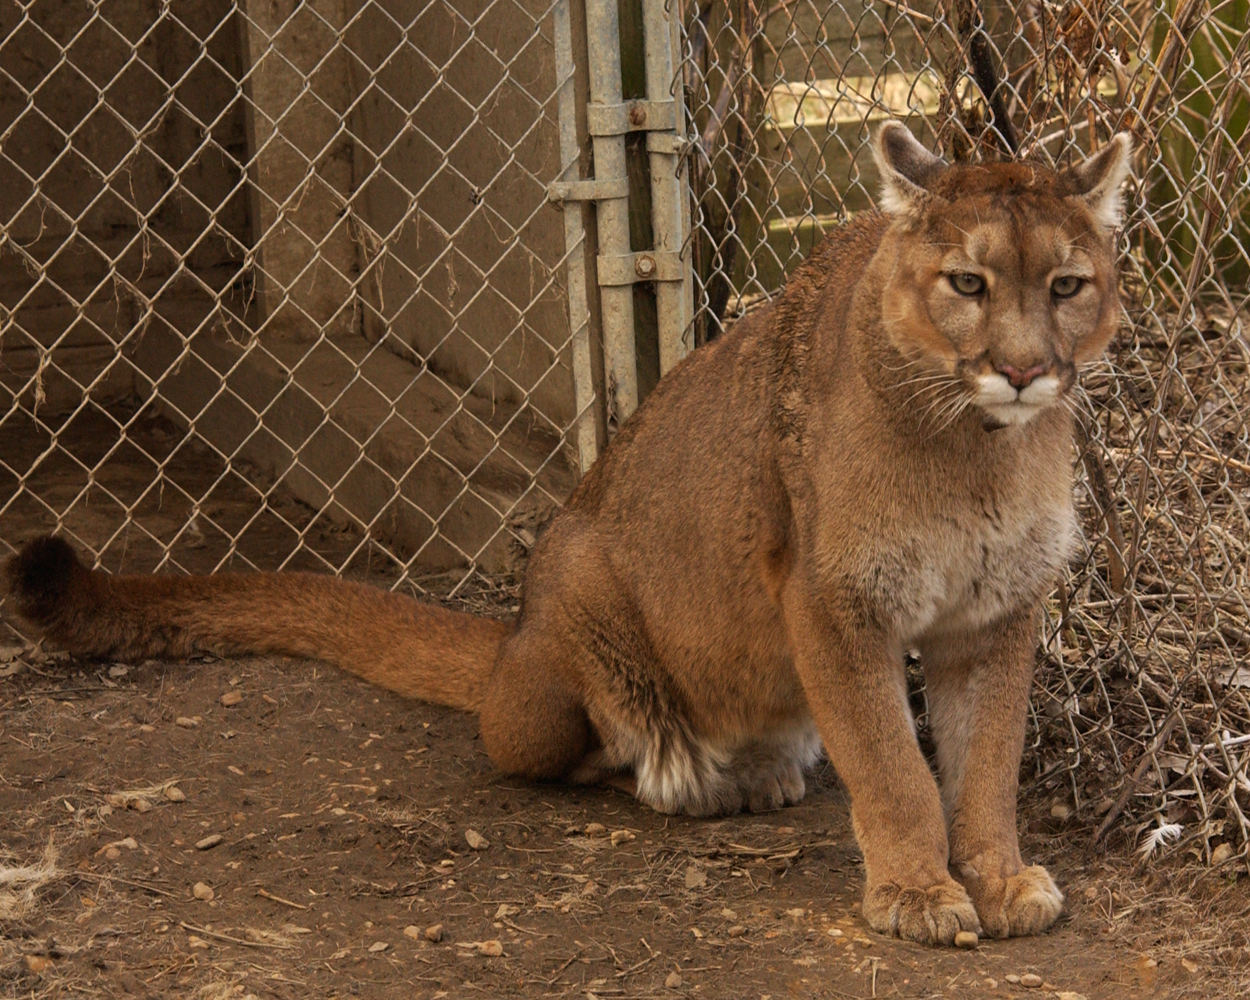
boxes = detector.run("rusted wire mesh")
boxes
[680,0,1250,858]
[0,0,586,597]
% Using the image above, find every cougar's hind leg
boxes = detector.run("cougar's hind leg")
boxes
[479,623,593,781]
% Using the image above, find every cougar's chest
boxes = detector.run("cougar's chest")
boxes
[884,481,1076,642]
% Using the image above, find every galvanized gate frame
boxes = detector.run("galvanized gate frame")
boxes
[552,0,694,471]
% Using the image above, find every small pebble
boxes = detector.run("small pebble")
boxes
[583,823,606,836]
[220,690,243,707]
[1005,974,1021,984]
[457,940,503,956]
[192,882,214,901]
[954,930,979,949]
[424,924,443,942]
[464,829,489,851]
[108,665,129,678]
[164,786,186,802]
[95,837,137,859]
[1050,802,1073,821]
[195,834,223,850]
[368,941,389,953]
[665,971,683,988]
[727,925,747,937]
[24,955,52,973]
[610,829,635,846]
[827,928,844,937]
[684,865,707,889]
[175,717,199,728]
[1020,973,1043,988]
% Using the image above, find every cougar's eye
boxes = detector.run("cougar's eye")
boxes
[1052,275,1084,298]
[949,273,985,296]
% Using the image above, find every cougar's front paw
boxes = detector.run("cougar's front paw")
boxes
[863,879,982,945]
[956,863,1063,939]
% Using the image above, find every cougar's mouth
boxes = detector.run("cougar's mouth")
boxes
[973,372,1063,428]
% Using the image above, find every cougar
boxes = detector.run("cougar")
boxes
[5,123,1132,945]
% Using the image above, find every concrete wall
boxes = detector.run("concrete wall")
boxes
[0,0,252,414]
[0,0,583,575]
[344,0,576,430]
[239,0,360,341]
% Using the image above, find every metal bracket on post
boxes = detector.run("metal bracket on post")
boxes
[596,250,684,286]
[585,99,676,135]
[547,177,630,203]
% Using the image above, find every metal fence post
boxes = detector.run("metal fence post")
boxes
[554,0,601,475]
[585,0,639,430]
[644,0,694,374]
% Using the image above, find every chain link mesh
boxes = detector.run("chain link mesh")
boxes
[0,0,585,598]
[2,0,1249,858]
[680,0,1250,857]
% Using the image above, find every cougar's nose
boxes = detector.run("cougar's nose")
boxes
[995,362,1049,390]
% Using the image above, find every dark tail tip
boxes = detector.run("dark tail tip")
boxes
[4,535,90,628]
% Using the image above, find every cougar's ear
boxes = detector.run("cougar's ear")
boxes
[873,121,946,216]
[1064,133,1133,231]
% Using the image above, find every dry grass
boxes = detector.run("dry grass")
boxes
[0,839,61,922]
[1029,301,1250,864]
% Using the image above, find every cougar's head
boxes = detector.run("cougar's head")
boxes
[871,122,1132,431]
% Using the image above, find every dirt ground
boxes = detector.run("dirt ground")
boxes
[2,404,1248,999]
[1,630,1248,1000]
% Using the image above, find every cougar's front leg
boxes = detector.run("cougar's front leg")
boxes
[922,611,1064,939]
[782,585,980,945]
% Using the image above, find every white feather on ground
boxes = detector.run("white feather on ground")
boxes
[1136,821,1184,858]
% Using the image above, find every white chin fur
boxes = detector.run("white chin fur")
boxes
[983,402,1045,426]
[975,372,1060,426]
[1019,374,1061,406]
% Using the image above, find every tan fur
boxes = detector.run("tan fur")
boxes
[4,123,1133,946]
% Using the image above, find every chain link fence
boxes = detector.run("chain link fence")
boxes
[2,0,1249,859]
[681,0,1250,858]
[0,0,594,597]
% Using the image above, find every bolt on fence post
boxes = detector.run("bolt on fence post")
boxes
[585,0,639,431]
[644,0,694,374]
[554,0,601,475]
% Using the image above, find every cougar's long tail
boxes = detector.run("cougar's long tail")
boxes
[3,536,509,712]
